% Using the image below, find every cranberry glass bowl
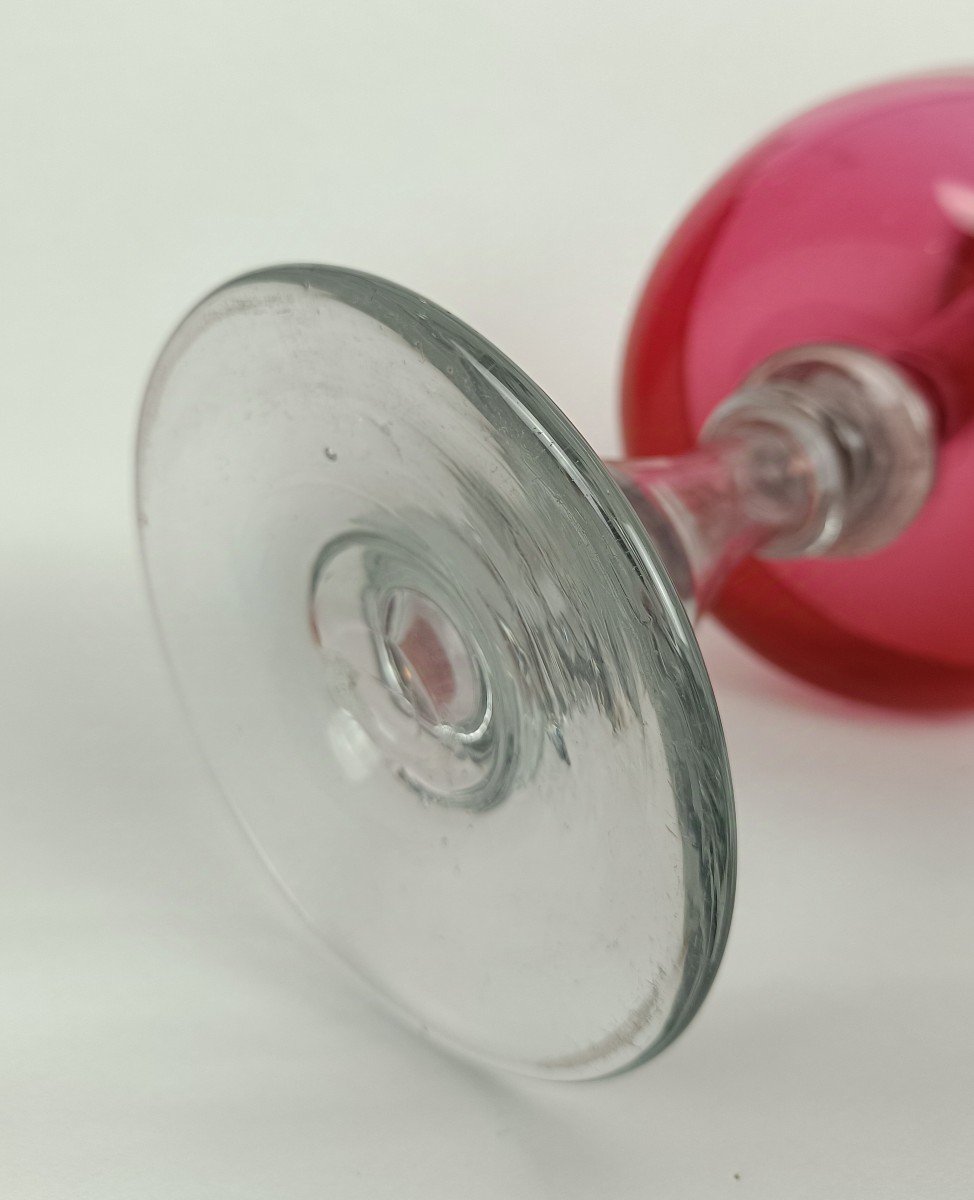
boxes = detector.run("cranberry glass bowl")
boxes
[624,73,974,708]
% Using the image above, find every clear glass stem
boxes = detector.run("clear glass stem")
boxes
[607,344,938,620]
[608,432,810,617]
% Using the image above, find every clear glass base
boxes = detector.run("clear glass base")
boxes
[137,266,735,1080]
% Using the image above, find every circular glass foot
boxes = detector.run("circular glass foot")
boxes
[137,265,734,1079]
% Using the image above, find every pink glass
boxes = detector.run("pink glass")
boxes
[623,73,974,707]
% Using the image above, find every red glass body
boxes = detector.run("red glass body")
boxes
[623,74,974,708]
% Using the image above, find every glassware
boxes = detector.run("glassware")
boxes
[137,72,974,1080]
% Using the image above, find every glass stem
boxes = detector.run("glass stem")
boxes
[608,433,808,617]
[607,344,938,621]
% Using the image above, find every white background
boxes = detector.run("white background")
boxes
[3,2,974,1196]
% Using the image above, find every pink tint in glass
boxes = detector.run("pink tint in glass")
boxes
[623,73,974,708]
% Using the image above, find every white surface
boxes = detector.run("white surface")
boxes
[2,3,974,1196]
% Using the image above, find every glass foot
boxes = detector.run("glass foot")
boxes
[137,266,735,1079]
